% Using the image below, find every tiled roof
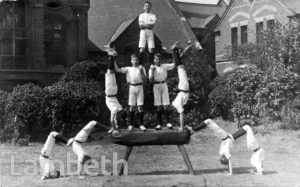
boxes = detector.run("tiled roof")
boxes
[110,18,136,43]
[88,0,199,53]
[279,0,300,14]
[176,2,226,28]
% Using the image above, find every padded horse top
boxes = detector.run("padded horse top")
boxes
[111,128,191,146]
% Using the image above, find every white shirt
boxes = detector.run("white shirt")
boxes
[139,12,156,27]
[105,71,118,95]
[219,138,233,159]
[177,66,189,91]
[74,121,97,142]
[120,66,146,84]
[149,63,175,81]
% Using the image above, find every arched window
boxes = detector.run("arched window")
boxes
[0,0,27,69]
[44,15,65,66]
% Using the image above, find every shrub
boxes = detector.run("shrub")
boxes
[255,63,300,121]
[208,67,264,125]
[43,80,108,134]
[0,90,8,129]
[4,83,45,140]
[61,60,107,82]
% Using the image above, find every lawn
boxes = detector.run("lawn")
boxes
[1,118,300,187]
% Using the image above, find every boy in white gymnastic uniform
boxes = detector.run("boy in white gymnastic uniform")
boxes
[149,53,175,130]
[170,42,190,131]
[39,131,71,180]
[187,119,264,175]
[105,47,123,134]
[139,1,157,64]
[114,54,147,131]
[232,124,265,175]
[68,120,108,178]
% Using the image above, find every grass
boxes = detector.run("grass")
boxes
[1,118,300,187]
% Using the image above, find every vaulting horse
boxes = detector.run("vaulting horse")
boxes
[111,128,194,175]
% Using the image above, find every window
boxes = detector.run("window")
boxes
[231,27,238,55]
[267,19,275,31]
[46,0,61,9]
[241,25,248,44]
[44,17,65,66]
[256,22,263,44]
[0,1,27,69]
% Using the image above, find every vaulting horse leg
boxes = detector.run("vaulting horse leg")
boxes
[118,146,133,176]
[178,144,195,175]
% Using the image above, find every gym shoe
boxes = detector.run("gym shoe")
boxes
[112,130,120,136]
[105,47,117,56]
[78,175,86,179]
[254,170,263,175]
[127,125,133,131]
[139,125,147,131]
[107,127,114,134]
[166,123,173,129]
[170,41,181,51]
[41,176,50,180]
[66,138,74,147]
[155,124,162,130]
[185,125,195,135]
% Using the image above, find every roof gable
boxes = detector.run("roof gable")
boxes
[279,0,300,14]
[88,0,199,53]
[176,1,226,29]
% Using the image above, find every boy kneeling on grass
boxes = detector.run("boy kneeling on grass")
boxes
[186,119,264,175]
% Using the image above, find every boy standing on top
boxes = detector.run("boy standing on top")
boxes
[149,53,175,130]
[114,54,147,131]
[139,1,157,64]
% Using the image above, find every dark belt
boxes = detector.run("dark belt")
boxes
[106,94,117,97]
[141,28,152,30]
[179,89,189,93]
[222,135,231,141]
[153,81,166,84]
[75,140,83,144]
[253,146,261,152]
[129,82,143,86]
[40,154,49,159]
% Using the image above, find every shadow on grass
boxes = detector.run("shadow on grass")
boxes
[134,167,277,176]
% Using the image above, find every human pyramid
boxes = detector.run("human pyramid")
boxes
[38,1,265,180]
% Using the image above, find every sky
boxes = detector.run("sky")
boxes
[175,0,230,5]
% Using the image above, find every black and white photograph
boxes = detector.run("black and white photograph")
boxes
[0,0,300,186]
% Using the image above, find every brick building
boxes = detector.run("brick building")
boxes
[0,0,89,90]
[215,0,300,63]
[176,0,227,62]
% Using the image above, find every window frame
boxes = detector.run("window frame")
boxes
[0,1,27,70]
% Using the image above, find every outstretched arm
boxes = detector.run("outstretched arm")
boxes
[114,61,123,73]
